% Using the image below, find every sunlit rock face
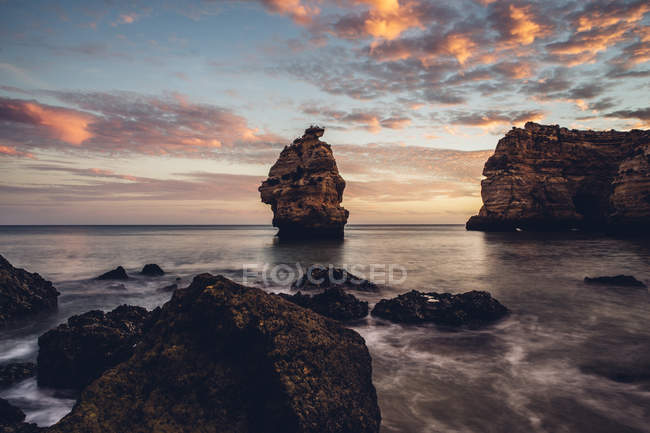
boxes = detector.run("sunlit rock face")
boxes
[259,126,349,239]
[467,122,650,232]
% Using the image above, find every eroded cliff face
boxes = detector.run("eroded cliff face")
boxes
[259,127,349,239]
[467,122,650,232]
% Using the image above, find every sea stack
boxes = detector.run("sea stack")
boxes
[466,122,650,232]
[259,126,349,239]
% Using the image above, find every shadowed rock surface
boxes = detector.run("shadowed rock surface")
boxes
[0,255,59,328]
[371,290,509,327]
[46,274,380,433]
[467,122,650,232]
[584,275,646,288]
[37,305,149,389]
[292,267,378,292]
[95,266,128,280]
[140,264,164,276]
[0,363,35,389]
[259,127,349,239]
[280,287,369,321]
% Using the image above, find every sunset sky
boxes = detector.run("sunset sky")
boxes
[1,0,648,224]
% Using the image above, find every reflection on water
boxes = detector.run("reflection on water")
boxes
[0,225,649,432]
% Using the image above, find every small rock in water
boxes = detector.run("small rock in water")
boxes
[293,266,378,292]
[95,266,129,280]
[0,362,35,389]
[584,275,646,288]
[371,290,509,327]
[280,287,369,320]
[141,263,165,276]
[107,283,127,291]
[37,305,149,389]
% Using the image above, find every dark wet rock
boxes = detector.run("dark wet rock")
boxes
[37,305,149,389]
[584,275,646,288]
[0,255,59,328]
[293,266,378,292]
[259,127,349,239]
[106,284,127,291]
[95,266,128,280]
[156,283,177,292]
[371,290,509,327]
[47,274,380,433]
[467,122,650,232]
[0,397,25,425]
[280,287,369,321]
[0,363,35,389]
[140,264,164,276]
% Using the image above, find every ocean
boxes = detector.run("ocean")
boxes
[0,225,649,432]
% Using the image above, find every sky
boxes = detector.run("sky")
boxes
[0,0,648,225]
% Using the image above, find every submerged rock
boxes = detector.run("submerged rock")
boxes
[466,122,650,232]
[156,283,177,292]
[47,274,381,433]
[0,254,59,328]
[584,275,646,288]
[280,287,369,321]
[95,266,129,280]
[292,267,378,292]
[140,264,164,276]
[259,126,349,239]
[37,305,149,389]
[371,290,509,327]
[0,363,35,389]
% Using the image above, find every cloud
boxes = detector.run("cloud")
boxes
[447,109,545,129]
[0,145,34,159]
[258,0,319,24]
[301,105,411,132]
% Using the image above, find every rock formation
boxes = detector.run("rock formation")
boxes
[584,275,646,288]
[0,397,39,433]
[371,290,509,327]
[466,122,650,232]
[37,305,150,389]
[140,264,164,276]
[0,363,35,389]
[0,254,59,328]
[259,126,349,239]
[47,274,381,433]
[292,267,378,292]
[95,266,129,280]
[279,287,369,321]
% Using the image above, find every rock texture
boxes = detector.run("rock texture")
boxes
[0,363,35,389]
[259,127,349,239]
[47,274,380,433]
[0,255,59,328]
[466,122,650,232]
[140,264,164,276]
[280,287,369,321]
[584,275,646,288]
[95,266,129,280]
[371,290,509,327]
[292,267,378,292]
[37,305,149,389]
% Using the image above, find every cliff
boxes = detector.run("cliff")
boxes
[466,122,650,232]
[259,127,349,239]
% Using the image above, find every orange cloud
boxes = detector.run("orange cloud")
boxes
[507,5,549,45]
[360,0,423,40]
[444,34,476,66]
[260,0,318,25]
[0,145,34,158]
[21,102,94,145]
[576,2,649,32]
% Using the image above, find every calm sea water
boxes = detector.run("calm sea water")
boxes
[0,225,649,432]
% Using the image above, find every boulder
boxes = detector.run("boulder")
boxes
[47,274,381,433]
[371,290,509,327]
[0,363,35,389]
[95,266,128,280]
[140,264,164,277]
[292,267,378,292]
[0,255,59,328]
[259,127,349,239]
[280,287,369,321]
[584,275,646,288]
[466,122,650,232]
[37,305,149,389]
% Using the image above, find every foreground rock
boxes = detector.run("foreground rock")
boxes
[0,255,59,328]
[37,305,149,389]
[140,264,164,276]
[0,397,40,433]
[259,126,349,239]
[293,267,378,292]
[48,274,380,433]
[0,363,35,389]
[466,122,650,232]
[95,266,129,280]
[371,290,509,327]
[584,275,646,288]
[280,287,369,321]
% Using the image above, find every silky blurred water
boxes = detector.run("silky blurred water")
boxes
[0,225,649,431]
